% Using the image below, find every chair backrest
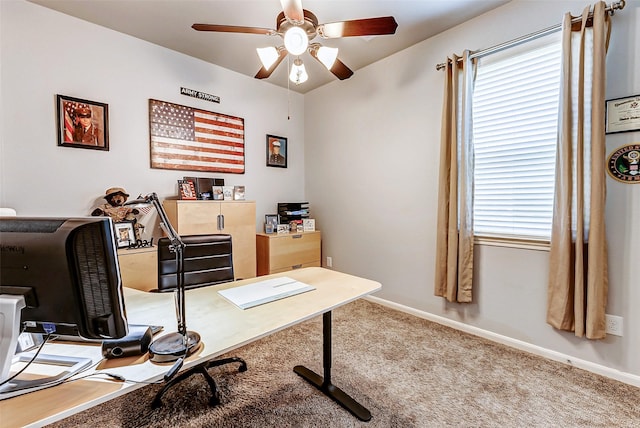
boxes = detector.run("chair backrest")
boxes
[156,234,234,292]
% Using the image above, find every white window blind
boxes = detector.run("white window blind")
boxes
[472,36,561,240]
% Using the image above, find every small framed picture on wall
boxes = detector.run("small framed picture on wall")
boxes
[56,94,109,151]
[266,134,287,168]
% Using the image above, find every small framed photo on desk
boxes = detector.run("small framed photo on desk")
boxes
[114,222,136,248]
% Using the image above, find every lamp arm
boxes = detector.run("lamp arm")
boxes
[146,193,183,250]
[143,193,188,339]
[123,193,199,360]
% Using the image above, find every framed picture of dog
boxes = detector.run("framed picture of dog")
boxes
[56,94,109,151]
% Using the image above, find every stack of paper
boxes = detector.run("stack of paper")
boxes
[218,277,315,309]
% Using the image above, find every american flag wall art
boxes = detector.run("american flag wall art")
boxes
[149,99,245,174]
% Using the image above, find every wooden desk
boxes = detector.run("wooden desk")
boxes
[0,267,381,427]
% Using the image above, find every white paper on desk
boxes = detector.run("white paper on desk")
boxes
[218,276,315,309]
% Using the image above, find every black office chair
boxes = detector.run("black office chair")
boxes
[152,234,247,408]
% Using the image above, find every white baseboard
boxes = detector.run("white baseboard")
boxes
[364,295,640,388]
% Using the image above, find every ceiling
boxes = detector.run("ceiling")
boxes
[28,0,511,93]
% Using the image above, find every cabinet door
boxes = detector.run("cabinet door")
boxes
[221,202,256,279]
[175,201,220,235]
[117,247,157,291]
[163,200,256,279]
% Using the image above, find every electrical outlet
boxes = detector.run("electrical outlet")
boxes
[605,314,623,336]
[326,256,332,268]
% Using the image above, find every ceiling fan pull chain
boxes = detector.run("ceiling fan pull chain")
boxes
[287,55,291,120]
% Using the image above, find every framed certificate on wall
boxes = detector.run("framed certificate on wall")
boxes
[606,95,640,134]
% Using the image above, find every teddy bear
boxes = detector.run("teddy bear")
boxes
[91,187,139,222]
[91,187,147,243]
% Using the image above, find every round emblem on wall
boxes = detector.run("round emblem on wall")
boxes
[607,144,640,183]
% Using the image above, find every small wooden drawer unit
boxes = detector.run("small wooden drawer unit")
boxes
[256,231,321,276]
[117,246,157,292]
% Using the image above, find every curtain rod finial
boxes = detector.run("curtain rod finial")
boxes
[611,0,625,14]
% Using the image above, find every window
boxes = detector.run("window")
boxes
[472,34,562,241]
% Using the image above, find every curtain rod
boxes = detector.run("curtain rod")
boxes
[435,0,626,71]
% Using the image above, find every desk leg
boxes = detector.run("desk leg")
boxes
[293,311,372,422]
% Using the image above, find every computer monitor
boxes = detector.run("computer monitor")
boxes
[0,216,128,390]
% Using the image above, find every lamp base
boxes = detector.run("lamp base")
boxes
[148,331,201,363]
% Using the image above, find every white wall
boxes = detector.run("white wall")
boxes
[305,0,640,380]
[0,0,305,232]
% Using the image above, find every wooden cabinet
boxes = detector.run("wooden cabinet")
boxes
[163,200,256,279]
[256,231,321,276]
[117,246,157,292]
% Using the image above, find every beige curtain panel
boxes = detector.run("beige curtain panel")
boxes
[434,51,475,303]
[546,2,611,339]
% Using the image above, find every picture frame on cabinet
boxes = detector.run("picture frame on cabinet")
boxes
[212,186,224,200]
[183,176,200,197]
[178,179,197,200]
[223,186,234,200]
[233,185,245,200]
[56,94,109,151]
[265,214,279,227]
[303,219,316,232]
[114,222,136,248]
[264,214,279,234]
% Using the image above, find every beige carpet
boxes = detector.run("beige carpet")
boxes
[49,300,640,427]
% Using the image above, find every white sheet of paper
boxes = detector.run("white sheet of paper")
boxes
[218,276,315,309]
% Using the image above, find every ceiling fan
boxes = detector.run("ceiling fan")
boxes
[192,0,398,84]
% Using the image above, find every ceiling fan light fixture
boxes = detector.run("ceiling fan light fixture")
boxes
[256,46,280,70]
[284,26,308,55]
[289,58,308,85]
[316,46,338,70]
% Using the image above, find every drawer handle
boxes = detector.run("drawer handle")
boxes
[291,234,302,239]
[292,264,303,269]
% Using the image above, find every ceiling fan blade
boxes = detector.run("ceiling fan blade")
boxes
[309,48,353,80]
[318,16,398,38]
[327,58,354,80]
[254,48,288,79]
[192,24,274,35]
[280,0,304,23]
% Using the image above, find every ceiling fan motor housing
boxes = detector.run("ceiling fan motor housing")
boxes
[276,9,318,41]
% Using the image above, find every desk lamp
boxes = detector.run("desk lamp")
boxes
[124,193,200,364]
